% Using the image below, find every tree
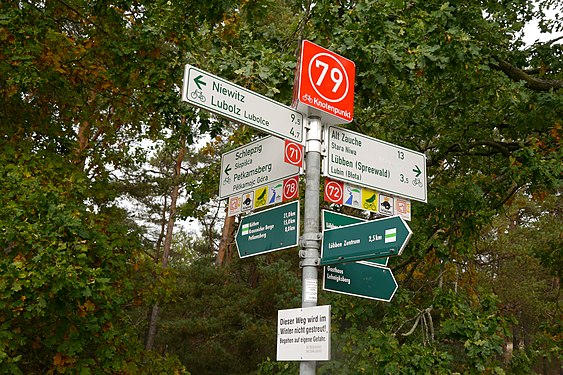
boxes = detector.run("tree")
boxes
[475,192,562,373]
[0,0,230,372]
[2,0,561,373]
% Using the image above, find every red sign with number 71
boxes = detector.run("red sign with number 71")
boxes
[284,140,303,168]
[293,40,355,124]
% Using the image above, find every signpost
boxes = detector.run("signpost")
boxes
[219,136,300,199]
[179,41,423,375]
[235,200,299,258]
[325,125,427,202]
[182,64,304,143]
[293,40,355,125]
[320,215,412,265]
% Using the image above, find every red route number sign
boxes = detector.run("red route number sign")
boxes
[324,178,344,204]
[283,176,299,201]
[295,40,355,124]
[284,140,303,168]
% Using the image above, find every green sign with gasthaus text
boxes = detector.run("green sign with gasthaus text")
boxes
[322,211,398,302]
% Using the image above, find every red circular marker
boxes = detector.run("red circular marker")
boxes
[324,179,344,204]
[308,52,350,103]
[284,140,303,167]
[283,177,299,201]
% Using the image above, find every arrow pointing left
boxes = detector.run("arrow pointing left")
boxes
[224,164,231,176]
[193,74,206,90]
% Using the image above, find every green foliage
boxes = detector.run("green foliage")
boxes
[257,357,299,375]
[0,146,185,373]
[436,290,509,373]
[321,327,453,374]
[148,255,301,375]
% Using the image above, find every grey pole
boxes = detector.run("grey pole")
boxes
[299,116,323,375]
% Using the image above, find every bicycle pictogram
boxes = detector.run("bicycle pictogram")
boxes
[412,177,423,187]
[302,93,313,103]
[255,189,267,207]
[191,89,206,102]
[362,193,378,211]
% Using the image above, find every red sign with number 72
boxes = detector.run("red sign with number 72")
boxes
[324,178,344,204]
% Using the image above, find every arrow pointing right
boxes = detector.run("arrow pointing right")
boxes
[193,74,206,90]
[321,216,412,266]
[413,165,422,177]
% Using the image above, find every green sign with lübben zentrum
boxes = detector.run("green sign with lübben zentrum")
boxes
[320,215,412,266]
[322,211,398,302]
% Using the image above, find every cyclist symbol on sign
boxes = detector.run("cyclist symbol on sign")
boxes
[190,89,206,103]
[412,177,423,187]
[302,93,313,103]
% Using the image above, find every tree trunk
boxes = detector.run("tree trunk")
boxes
[216,214,235,266]
[145,131,186,350]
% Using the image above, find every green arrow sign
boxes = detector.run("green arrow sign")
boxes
[323,262,398,302]
[236,201,299,258]
[320,215,411,265]
[322,210,397,301]
[322,210,386,266]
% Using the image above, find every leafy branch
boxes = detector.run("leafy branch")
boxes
[492,58,563,91]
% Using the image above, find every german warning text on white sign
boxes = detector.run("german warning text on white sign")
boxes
[277,305,331,361]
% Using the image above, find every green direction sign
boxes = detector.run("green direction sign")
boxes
[320,215,411,266]
[323,262,398,302]
[322,210,397,301]
[236,201,299,258]
[322,210,386,266]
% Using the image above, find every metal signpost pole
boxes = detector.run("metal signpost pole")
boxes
[299,116,323,375]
